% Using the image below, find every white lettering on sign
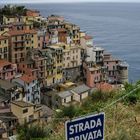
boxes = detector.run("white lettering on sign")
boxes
[69,118,102,135]
[69,130,102,140]
[66,113,105,140]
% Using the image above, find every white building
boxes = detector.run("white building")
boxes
[12,74,40,104]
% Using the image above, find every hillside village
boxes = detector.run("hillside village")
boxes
[0,5,129,139]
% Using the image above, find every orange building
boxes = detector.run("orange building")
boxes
[57,28,67,43]
[3,29,37,63]
[26,9,40,17]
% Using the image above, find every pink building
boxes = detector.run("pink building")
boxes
[0,59,17,81]
[83,62,103,88]
[103,53,121,83]
[37,30,50,49]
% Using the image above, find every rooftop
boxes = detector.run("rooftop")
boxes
[83,35,93,40]
[0,59,12,68]
[89,66,101,72]
[57,28,67,32]
[96,82,113,92]
[11,101,34,108]
[118,62,129,67]
[93,46,104,51]
[71,84,90,94]
[0,79,16,90]
[0,112,17,122]
[0,91,10,103]
[48,45,63,50]
[58,91,73,98]
[0,35,8,40]
[20,74,36,84]
[7,29,37,36]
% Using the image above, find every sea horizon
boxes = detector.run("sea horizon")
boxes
[1,2,140,82]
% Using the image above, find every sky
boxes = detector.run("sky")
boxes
[1,0,140,3]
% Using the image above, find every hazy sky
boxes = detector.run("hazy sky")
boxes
[1,0,140,3]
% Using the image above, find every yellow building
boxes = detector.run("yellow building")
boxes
[55,43,82,81]
[47,45,63,86]
[64,22,80,44]
[11,101,42,125]
[3,16,15,24]
[3,15,26,25]
[0,35,9,60]
[0,25,9,35]
[41,45,63,86]
[57,82,76,91]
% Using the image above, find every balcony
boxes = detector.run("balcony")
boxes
[14,46,25,49]
[13,40,25,43]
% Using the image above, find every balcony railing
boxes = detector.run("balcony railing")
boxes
[14,46,25,49]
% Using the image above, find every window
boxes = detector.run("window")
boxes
[0,48,2,53]
[4,47,7,52]
[23,108,28,113]
[4,40,7,44]
[4,54,7,59]
[15,54,17,58]
[21,53,23,57]
[28,97,30,101]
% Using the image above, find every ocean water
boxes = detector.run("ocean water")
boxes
[7,3,140,82]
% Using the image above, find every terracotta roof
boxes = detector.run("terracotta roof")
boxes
[7,29,37,36]
[96,82,113,92]
[20,74,36,83]
[27,9,40,13]
[83,35,93,40]
[0,36,8,40]
[57,28,67,32]
[0,60,11,68]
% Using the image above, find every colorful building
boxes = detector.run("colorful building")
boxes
[18,49,46,85]
[11,101,42,124]
[80,34,93,49]
[0,35,9,60]
[83,62,103,88]
[0,79,23,106]
[61,43,82,81]
[12,74,41,104]
[0,112,17,139]
[26,9,40,17]
[0,59,17,81]
[3,29,37,63]
[37,29,49,49]
[45,45,63,86]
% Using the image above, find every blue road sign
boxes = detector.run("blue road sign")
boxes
[65,113,105,140]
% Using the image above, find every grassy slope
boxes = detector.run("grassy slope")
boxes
[46,85,140,140]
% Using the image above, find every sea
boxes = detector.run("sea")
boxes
[2,2,140,83]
